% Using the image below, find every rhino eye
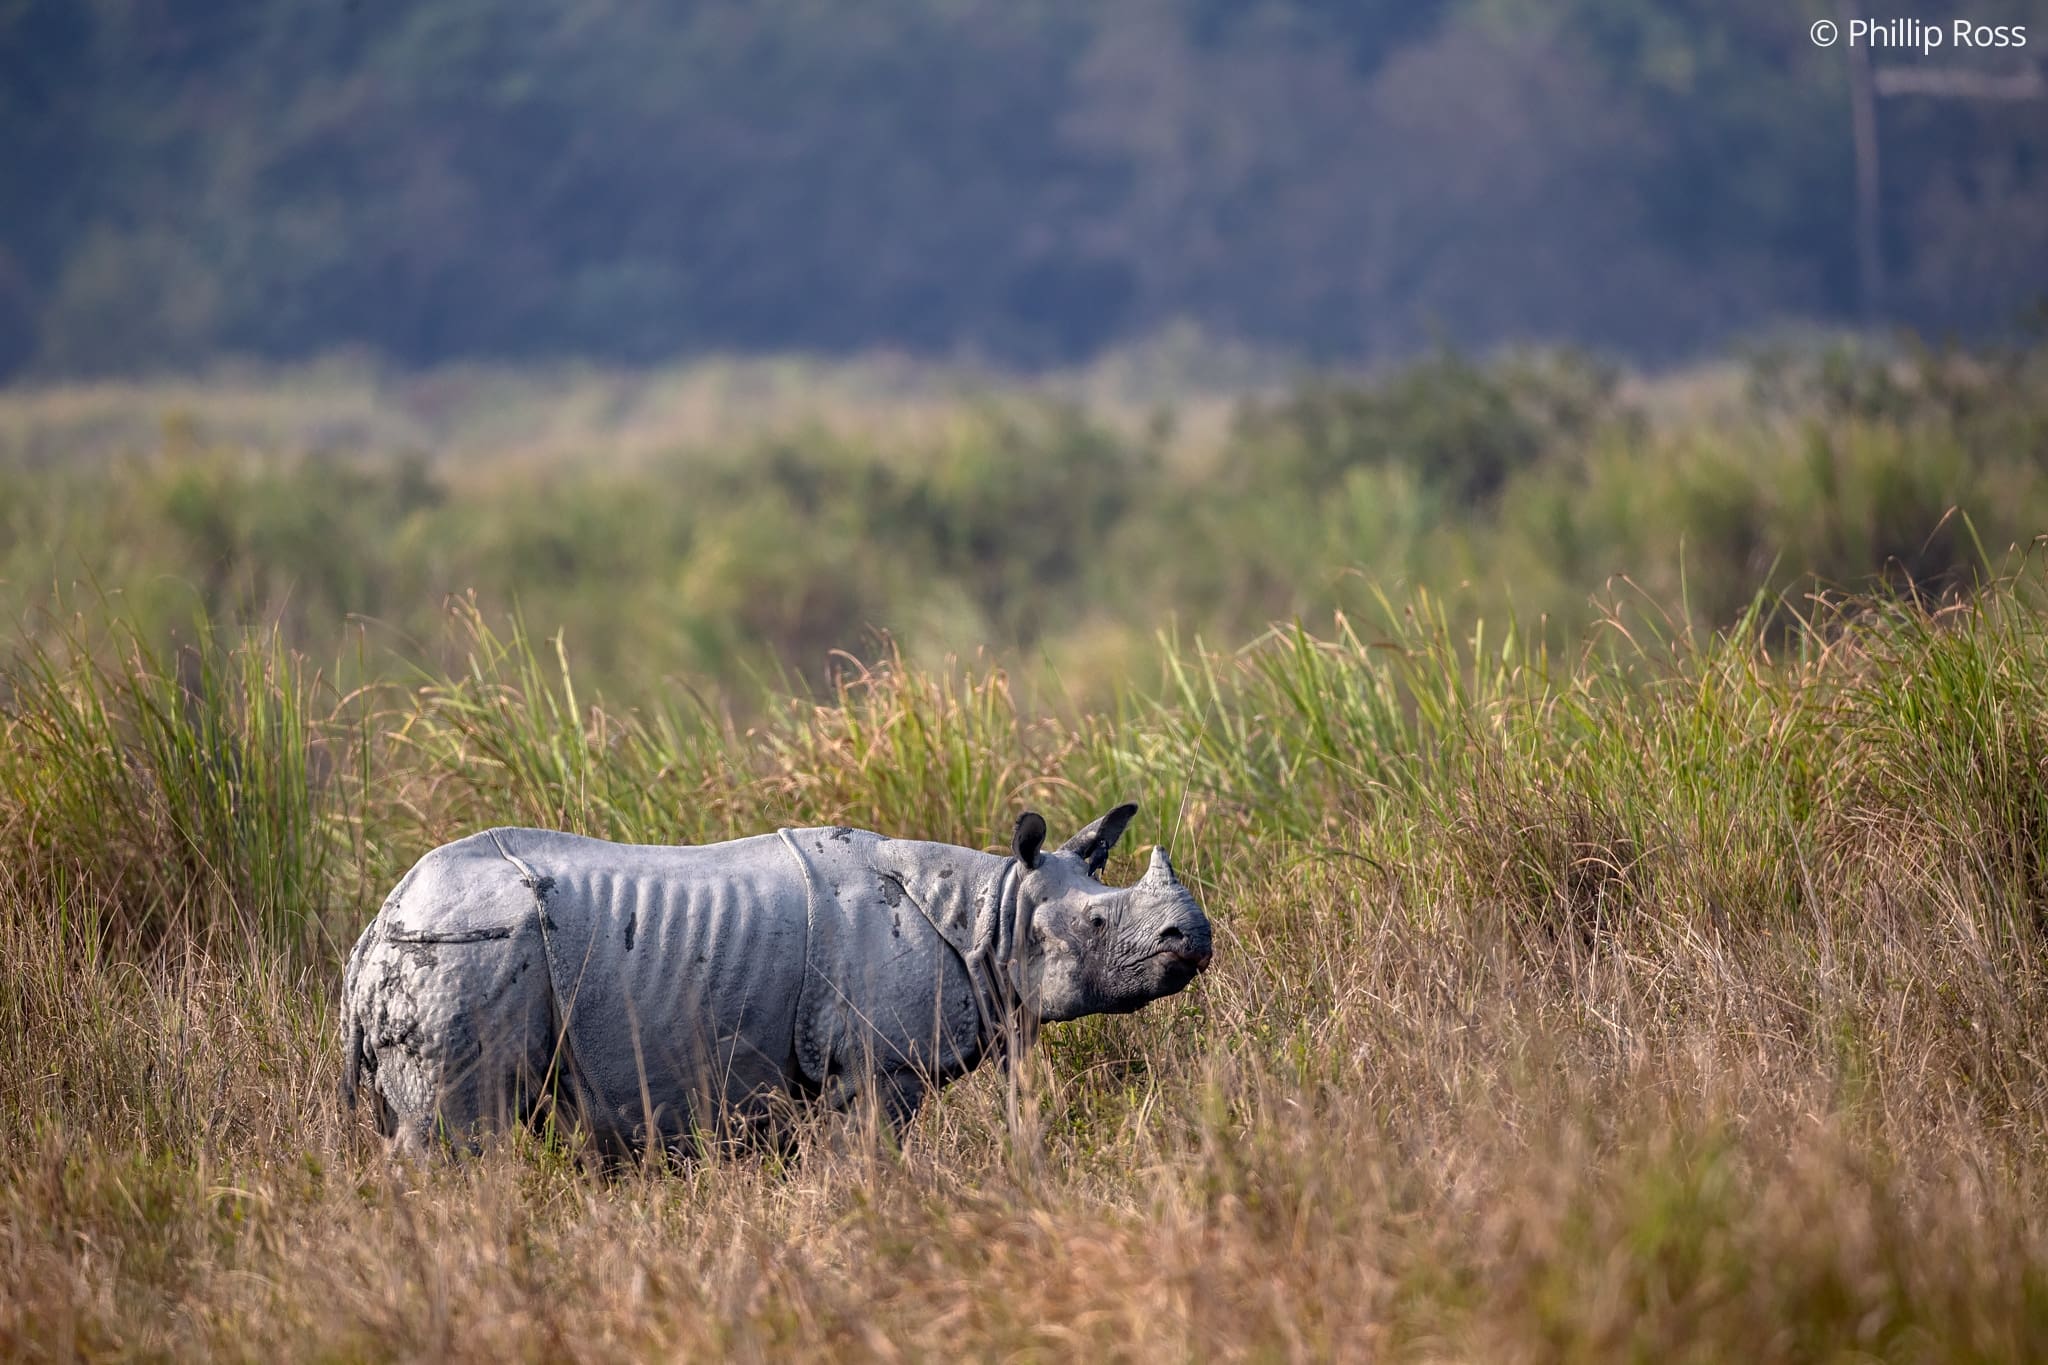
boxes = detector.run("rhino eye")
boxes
[1090,913,1105,929]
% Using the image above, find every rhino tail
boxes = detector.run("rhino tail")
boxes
[338,915,378,1112]
[341,1016,364,1110]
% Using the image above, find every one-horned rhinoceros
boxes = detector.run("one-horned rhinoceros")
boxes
[340,803,1211,1154]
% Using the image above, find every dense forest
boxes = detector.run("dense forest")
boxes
[5,0,2048,379]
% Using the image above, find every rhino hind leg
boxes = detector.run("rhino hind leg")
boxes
[349,925,559,1154]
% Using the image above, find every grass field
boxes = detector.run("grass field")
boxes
[5,342,2048,1360]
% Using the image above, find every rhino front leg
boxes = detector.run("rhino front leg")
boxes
[877,1068,930,1134]
[822,1066,929,1142]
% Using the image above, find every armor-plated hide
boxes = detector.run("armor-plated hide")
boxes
[343,826,1000,1152]
[342,807,1212,1155]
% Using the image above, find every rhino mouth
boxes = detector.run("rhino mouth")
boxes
[1148,946,1211,995]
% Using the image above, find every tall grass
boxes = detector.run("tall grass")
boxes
[5,343,2044,706]
[0,609,360,951]
[396,605,1081,850]
[8,566,2048,1356]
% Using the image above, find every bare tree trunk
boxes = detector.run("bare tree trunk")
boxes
[1840,0,1885,323]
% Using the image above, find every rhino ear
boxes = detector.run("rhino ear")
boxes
[1060,801,1138,875]
[1012,811,1048,869]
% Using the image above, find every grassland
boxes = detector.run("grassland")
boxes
[4,341,2048,1360]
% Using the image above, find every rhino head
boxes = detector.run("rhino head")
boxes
[1006,804,1214,1023]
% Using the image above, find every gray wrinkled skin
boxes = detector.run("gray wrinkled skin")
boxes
[340,804,1212,1155]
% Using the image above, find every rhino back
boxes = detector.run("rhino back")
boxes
[380,829,539,941]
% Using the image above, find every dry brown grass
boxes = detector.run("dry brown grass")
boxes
[6,583,2048,1360]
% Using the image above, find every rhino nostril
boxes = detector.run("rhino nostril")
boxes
[1158,926,1184,943]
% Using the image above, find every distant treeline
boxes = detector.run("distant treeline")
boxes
[4,0,2047,378]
